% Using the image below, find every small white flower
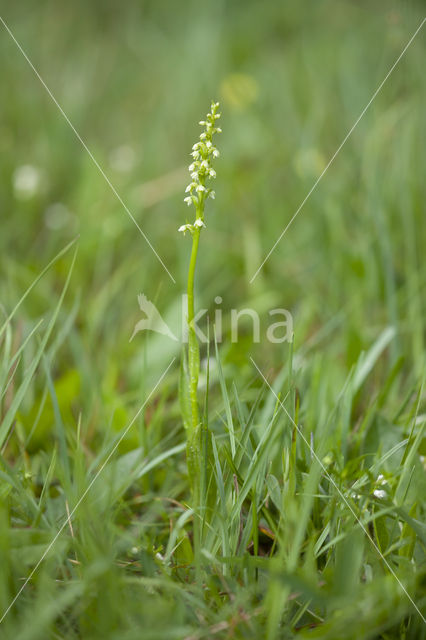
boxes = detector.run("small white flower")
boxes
[190,150,200,159]
[373,475,387,499]
[183,197,192,206]
[209,169,216,178]
[212,149,219,158]
[200,132,207,140]
[208,190,215,199]
[196,184,206,193]
[199,120,206,125]
[194,218,206,229]
[178,223,193,234]
[205,141,212,149]
[192,142,201,150]
[215,127,222,133]
[200,160,209,170]
[188,162,196,171]
[373,489,386,499]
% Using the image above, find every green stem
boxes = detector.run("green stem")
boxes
[186,219,202,566]
[187,222,201,432]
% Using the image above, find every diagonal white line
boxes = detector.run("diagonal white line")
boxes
[0,357,176,624]
[250,17,426,283]
[0,15,176,284]
[250,356,426,624]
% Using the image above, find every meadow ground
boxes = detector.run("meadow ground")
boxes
[0,2,425,638]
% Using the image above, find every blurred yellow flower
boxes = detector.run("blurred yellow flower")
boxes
[220,73,259,110]
[294,148,326,178]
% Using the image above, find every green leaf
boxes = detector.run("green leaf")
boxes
[179,347,192,432]
[372,509,390,554]
[188,327,200,397]
[0,246,78,449]
[214,335,235,458]
[352,326,396,393]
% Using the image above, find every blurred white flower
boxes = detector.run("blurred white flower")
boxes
[109,145,136,173]
[13,164,42,200]
[44,202,75,230]
[373,489,386,499]
[373,474,388,499]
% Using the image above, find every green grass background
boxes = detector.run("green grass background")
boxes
[0,1,425,638]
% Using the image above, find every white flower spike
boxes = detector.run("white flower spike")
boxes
[179,100,221,235]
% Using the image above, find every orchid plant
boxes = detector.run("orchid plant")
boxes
[178,101,221,501]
